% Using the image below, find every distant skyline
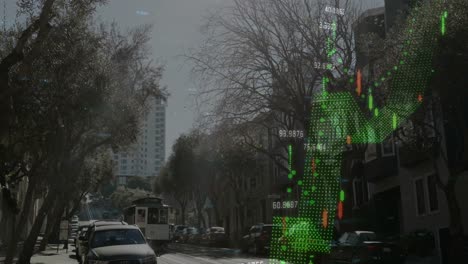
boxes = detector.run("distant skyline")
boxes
[1,0,385,159]
[97,0,384,159]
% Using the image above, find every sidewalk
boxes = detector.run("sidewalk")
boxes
[30,244,78,264]
[1,245,78,264]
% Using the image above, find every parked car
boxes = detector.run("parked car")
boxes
[102,211,110,219]
[173,225,187,242]
[74,225,89,262]
[203,227,228,247]
[329,231,404,264]
[79,220,127,264]
[241,224,276,255]
[181,227,197,243]
[84,225,157,264]
[187,227,203,244]
[169,224,175,240]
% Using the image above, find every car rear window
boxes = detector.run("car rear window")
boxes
[91,229,145,248]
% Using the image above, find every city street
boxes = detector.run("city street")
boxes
[159,244,270,264]
[21,242,440,264]
[25,243,271,264]
[1,1,468,264]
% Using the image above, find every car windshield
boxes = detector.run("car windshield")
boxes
[359,233,377,241]
[90,229,145,248]
[338,232,376,245]
[212,227,224,233]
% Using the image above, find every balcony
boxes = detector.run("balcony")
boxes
[364,155,398,183]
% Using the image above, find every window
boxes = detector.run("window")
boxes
[159,209,168,224]
[118,176,126,185]
[250,177,256,189]
[91,229,145,248]
[136,209,146,224]
[353,179,364,207]
[414,175,439,216]
[365,144,377,162]
[148,208,159,224]
[381,136,395,157]
[427,174,439,212]
[414,178,427,215]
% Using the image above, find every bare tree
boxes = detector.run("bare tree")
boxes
[1,3,164,262]
[189,0,363,190]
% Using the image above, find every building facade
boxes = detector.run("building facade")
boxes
[351,2,468,263]
[114,96,166,185]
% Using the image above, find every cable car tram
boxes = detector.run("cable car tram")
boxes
[123,197,171,246]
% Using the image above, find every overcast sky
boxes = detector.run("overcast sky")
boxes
[97,0,385,159]
[2,0,384,159]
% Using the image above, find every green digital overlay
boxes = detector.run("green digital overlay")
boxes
[269,2,445,264]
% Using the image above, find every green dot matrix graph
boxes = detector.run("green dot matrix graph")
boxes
[268,2,445,264]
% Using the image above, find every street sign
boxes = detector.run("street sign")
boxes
[59,220,69,241]
[267,194,280,199]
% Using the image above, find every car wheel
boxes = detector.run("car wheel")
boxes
[241,244,249,253]
[253,243,258,255]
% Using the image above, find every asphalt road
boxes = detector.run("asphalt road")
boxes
[159,243,274,264]
[26,243,275,264]
[25,243,432,264]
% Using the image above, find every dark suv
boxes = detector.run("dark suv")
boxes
[241,224,276,255]
[85,225,157,264]
[79,220,128,264]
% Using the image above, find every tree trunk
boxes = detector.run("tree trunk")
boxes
[200,211,207,228]
[17,191,56,264]
[239,206,244,233]
[39,199,63,251]
[4,177,36,264]
[213,206,221,226]
[207,210,212,228]
[180,204,186,225]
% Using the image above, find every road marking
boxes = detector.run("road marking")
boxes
[159,254,191,264]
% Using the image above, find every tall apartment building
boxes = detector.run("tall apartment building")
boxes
[114,96,166,185]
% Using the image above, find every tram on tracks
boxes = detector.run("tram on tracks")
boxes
[123,197,171,247]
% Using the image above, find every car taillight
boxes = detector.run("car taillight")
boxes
[260,233,269,241]
[367,245,378,251]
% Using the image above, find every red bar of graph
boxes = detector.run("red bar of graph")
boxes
[322,209,328,228]
[356,69,362,96]
[337,201,343,220]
